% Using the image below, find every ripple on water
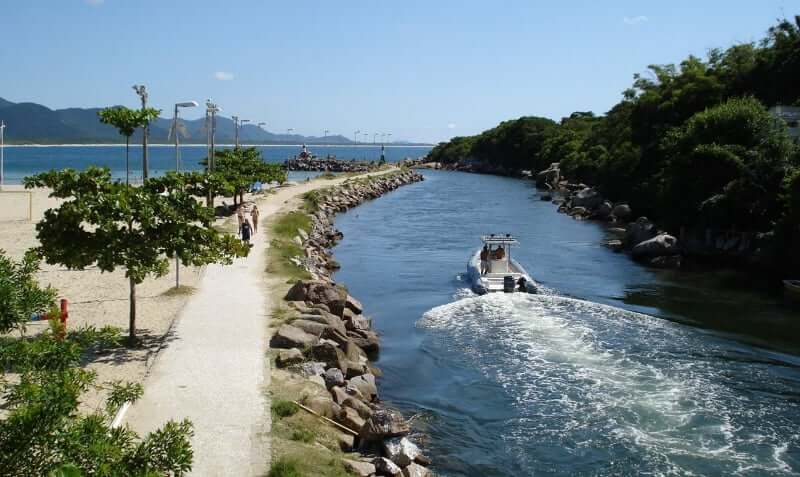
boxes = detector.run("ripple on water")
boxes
[417,293,800,476]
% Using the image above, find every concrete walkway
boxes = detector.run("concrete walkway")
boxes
[125,171,395,476]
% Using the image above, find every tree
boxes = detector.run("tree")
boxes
[24,167,248,343]
[0,325,194,476]
[210,147,288,207]
[0,250,57,334]
[98,107,160,185]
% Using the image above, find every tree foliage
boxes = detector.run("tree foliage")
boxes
[0,326,193,476]
[209,147,288,207]
[97,107,160,139]
[0,250,57,334]
[24,167,248,341]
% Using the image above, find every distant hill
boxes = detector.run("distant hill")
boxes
[0,97,357,145]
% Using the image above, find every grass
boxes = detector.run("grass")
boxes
[290,427,315,443]
[268,458,304,477]
[160,285,196,297]
[319,172,338,180]
[272,399,300,418]
[266,211,313,282]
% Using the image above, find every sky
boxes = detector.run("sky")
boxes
[0,0,794,143]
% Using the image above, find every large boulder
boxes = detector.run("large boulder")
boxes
[290,319,328,337]
[360,408,410,442]
[270,324,318,349]
[402,463,431,477]
[288,361,326,378]
[285,280,347,315]
[383,437,421,467]
[593,201,613,219]
[631,234,679,260]
[341,459,375,477]
[306,394,335,418]
[275,348,304,368]
[345,294,364,314]
[347,329,380,357]
[297,312,347,336]
[624,217,657,249]
[372,457,402,476]
[571,187,603,209]
[612,203,632,220]
[536,163,560,188]
[338,406,366,432]
[309,342,348,374]
[323,368,346,388]
[347,374,378,402]
[342,396,373,419]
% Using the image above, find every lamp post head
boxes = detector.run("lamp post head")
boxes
[176,101,198,108]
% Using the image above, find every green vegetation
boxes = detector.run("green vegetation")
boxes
[267,212,313,282]
[290,427,316,443]
[207,147,288,207]
[0,250,57,334]
[428,16,800,272]
[272,399,300,418]
[268,458,304,477]
[24,168,249,343]
[98,106,161,184]
[0,251,194,476]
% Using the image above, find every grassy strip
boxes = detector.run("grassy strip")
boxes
[266,211,313,283]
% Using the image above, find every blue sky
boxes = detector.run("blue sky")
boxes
[0,0,793,143]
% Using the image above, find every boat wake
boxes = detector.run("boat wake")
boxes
[417,293,800,475]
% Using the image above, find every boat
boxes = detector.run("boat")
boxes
[784,279,800,302]
[467,234,537,294]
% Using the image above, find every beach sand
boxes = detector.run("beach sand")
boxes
[1,185,204,411]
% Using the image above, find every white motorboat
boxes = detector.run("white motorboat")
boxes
[467,234,536,294]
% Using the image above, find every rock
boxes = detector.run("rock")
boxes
[297,228,309,241]
[383,437,421,467]
[624,217,657,249]
[372,457,403,476]
[310,303,331,313]
[310,342,348,374]
[308,375,326,388]
[288,361,326,378]
[414,454,432,466]
[347,329,380,357]
[347,374,378,402]
[270,324,318,349]
[290,319,328,337]
[338,406,366,432]
[324,368,345,388]
[285,280,347,315]
[631,234,679,260]
[345,294,364,314]
[649,255,682,269]
[306,394,335,418]
[571,187,602,209]
[297,312,347,336]
[603,239,624,252]
[361,408,410,442]
[341,459,376,477]
[536,163,560,188]
[612,203,632,220]
[402,462,431,477]
[343,396,373,419]
[321,325,350,347]
[338,433,355,452]
[540,193,552,201]
[594,200,613,219]
[275,348,304,368]
[568,206,588,218]
[330,385,349,404]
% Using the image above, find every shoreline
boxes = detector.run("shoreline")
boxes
[0,143,434,148]
[266,169,433,476]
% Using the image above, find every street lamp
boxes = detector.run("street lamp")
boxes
[324,129,329,144]
[373,133,378,144]
[0,120,5,190]
[205,100,221,208]
[132,84,149,181]
[287,128,294,144]
[232,115,239,148]
[172,100,198,288]
[354,130,360,145]
[239,119,250,147]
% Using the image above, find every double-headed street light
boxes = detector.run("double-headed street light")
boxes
[238,119,250,147]
[172,100,198,288]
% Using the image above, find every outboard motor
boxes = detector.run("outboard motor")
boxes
[503,275,515,293]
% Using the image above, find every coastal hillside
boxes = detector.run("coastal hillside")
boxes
[0,98,353,145]
[427,16,800,273]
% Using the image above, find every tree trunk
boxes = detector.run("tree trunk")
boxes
[239,189,244,205]
[128,275,137,344]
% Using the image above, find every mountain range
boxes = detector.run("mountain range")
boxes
[0,97,359,145]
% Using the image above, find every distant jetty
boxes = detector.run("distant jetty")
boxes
[284,144,381,173]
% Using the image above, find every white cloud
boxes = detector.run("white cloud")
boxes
[214,71,235,81]
[86,0,104,5]
[623,15,648,25]
[447,123,456,129]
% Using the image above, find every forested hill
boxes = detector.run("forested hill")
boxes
[427,16,800,271]
[0,99,353,145]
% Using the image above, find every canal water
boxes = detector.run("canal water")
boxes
[332,170,800,476]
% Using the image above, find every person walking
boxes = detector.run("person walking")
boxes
[236,208,245,236]
[241,219,253,245]
[250,205,260,234]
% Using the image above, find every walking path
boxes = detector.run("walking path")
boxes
[125,170,394,476]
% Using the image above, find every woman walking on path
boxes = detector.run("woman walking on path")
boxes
[237,208,245,236]
[241,219,253,245]
[250,205,260,234]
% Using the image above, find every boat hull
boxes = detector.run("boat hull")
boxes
[467,250,536,294]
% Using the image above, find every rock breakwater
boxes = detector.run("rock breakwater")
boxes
[270,170,432,476]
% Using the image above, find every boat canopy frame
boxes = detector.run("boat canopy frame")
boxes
[480,234,520,246]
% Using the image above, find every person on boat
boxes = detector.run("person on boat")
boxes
[241,219,253,245]
[517,276,527,292]
[480,245,490,275]
[494,246,506,260]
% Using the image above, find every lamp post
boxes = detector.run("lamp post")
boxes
[373,133,378,144]
[286,128,294,144]
[205,100,221,208]
[0,120,5,190]
[239,119,250,147]
[324,129,329,144]
[354,130,360,145]
[172,101,198,288]
[132,84,149,181]
[232,115,239,148]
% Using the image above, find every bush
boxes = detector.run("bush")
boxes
[290,427,315,443]
[272,400,299,418]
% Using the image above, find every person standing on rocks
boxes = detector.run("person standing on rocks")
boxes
[250,205,260,234]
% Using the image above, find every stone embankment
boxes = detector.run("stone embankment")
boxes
[270,170,433,477]
[285,156,375,173]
